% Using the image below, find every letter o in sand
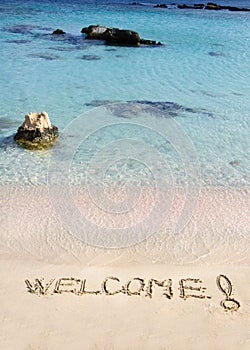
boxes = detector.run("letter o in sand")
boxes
[125,277,145,296]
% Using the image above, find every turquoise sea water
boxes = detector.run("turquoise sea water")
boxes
[0,0,249,188]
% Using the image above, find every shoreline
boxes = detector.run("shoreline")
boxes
[0,185,249,266]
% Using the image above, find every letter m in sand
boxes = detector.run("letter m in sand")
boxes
[25,278,55,295]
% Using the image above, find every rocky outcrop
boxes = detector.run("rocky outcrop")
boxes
[205,3,250,11]
[154,4,168,8]
[14,112,59,150]
[220,5,250,12]
[105,28,141,46]
[81,25,109,40]
[205,2,221,10]
[52,29,66,35]
[177,3,250,11]
[81,25,162,46]
[177,4,194,9]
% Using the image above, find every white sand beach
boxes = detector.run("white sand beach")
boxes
[0,186,249,349]
[0,259,249,350]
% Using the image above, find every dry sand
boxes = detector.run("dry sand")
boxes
[0,186,249,349]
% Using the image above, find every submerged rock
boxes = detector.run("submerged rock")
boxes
[3,24,53,35]
[208,51,225,57]
[27,53,60,60]
[5,39,32,44]
[81,25,162,46]
[229,160,241,166]
[79,54,101,60]
[14,112,59,150]
[3,24,41,34]
[52,28,66,35]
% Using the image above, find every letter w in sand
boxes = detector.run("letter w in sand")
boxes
[25,278,55,295]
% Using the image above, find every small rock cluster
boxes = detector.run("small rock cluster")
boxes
[51,25,162,46]
[81,25,162,46]
[51,24,162,46]
[152,2,250,11]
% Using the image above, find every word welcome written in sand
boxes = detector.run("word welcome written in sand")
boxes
[25,274,240,312]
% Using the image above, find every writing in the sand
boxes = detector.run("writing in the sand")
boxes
[25,274,240,312]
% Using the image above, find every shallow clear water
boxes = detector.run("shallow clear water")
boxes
[0,0,249,188]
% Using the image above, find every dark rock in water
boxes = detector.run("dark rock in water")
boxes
[81,25,162,47]
[79,55,101,60]
[105,28,141,46]
[14,112,59,150]
[140,39,162,46]
[178,4,194,9]
[194,4,205,9]
[81,25,109,40]
[154,4,168,8]
[175,3,250,11]
[178,4,204,9]
[52,28,66,35]
[205,2,250,12]
[82,25,141,47]
[220,5,250,12]
[14,127,59,150]
[205,3,221,10]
